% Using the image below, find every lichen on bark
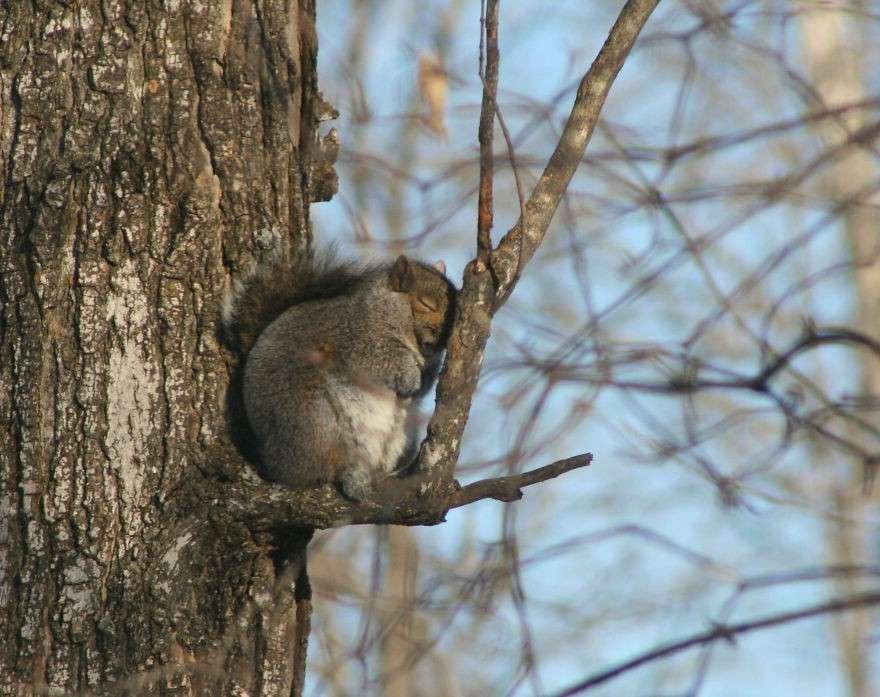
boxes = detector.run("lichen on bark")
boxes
[0,1,327,694]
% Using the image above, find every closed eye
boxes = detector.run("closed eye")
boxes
[415,296,439,312]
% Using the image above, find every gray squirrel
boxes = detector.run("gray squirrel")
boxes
[222,249,457,500]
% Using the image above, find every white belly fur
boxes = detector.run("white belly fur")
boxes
[332,380,410,473]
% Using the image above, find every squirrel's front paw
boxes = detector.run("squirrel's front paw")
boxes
[339,468,372,501]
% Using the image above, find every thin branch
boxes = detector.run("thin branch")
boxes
[489,92,528,285]
[419,0,660,484]
[552,591,880,696]
[687,565,880,695]
[752,328,880,390]
[477,0,499,265]
[602,328,880,395]
[491,0,662,304]
[449,453,593,509]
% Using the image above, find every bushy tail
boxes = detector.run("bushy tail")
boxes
[221,248,371,355]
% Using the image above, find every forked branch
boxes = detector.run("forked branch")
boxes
[208,0,657,535]
[418,0,660,488]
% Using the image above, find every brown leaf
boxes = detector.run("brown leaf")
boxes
[418,53,448,140]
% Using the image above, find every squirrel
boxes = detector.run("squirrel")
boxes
[221,248,457,501]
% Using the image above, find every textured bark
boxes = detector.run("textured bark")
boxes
[0,1,331,694]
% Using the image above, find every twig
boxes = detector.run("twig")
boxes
[551,590,880,696]
[752,327,880,390]
[601,327,880,395]
[449,453,593,509]
[488,90,528,285]
[687,565,880,695]
[477,0,499,265]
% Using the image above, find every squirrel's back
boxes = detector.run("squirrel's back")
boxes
[221,249,379,355]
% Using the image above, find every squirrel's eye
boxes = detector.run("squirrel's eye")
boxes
[415,296,438,312]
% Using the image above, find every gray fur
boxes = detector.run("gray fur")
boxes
[231,257,456,500]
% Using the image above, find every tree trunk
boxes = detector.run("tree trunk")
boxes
[800,8,880,697]
[0,1,334,694]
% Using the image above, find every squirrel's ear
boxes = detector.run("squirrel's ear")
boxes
[431,260,446,275]
[390,255,413,290]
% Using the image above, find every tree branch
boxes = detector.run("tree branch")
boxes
[417,0,660,486]
[551,590,880,696]
[477,0,499,265]
[449,453,593,508]
[601,327,880,395]
[196,443,592,531]
[490,0,661,304]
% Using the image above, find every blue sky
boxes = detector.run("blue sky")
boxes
[308,1,879,694]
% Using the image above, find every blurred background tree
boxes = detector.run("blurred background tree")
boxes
[307,1,880,694]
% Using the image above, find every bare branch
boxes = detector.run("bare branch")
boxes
[752,328,880,391]
[489,91,528,284]
[477,0,499,265]
[601,327,880,395]
[198,443,592,531]
[418,0,660,484]
[449,453,593,509]
[491,0,662,304]
[552,591,880,696]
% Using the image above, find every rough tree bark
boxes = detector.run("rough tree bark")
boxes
[0,0,656,694]
[0,1,333,694]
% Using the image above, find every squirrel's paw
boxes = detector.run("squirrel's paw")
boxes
[339,467,372,501]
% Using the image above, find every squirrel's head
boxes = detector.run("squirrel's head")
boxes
[389,255,457,356]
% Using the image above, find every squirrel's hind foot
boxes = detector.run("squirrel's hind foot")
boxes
[339,468,372,501]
